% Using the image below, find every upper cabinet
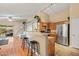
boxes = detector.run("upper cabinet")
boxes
[39,22,48,32]
[39,22,56,34]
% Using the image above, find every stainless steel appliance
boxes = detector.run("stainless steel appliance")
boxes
[56,24,69,46]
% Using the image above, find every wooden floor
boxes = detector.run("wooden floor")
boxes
[0,37,31,56]
[55,43,79,56]
[1,36,79,56]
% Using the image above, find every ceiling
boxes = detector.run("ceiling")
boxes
[43,3,69,15]
[0,3,50,16]
[0,3,50,21]
[0,3,69,22]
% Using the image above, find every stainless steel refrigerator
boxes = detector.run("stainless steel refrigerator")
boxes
[56,24,69,46]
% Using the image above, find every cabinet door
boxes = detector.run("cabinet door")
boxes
[48,38,55,56]
[70,19,79,48]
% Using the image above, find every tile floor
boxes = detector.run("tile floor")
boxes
[55,43,79,56]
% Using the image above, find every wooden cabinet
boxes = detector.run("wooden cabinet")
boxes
[48,23,56,30]
[39,22,56,32]
[48,37,55,56]
[39,22,57,56]
[39,22,48,32]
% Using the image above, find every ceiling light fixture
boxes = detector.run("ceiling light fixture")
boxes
[8,16,13,21]
[40,3,56,12]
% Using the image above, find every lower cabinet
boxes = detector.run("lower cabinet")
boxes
[48,37,55,56]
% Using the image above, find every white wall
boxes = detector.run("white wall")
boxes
[70,19,79,48]
[70,4,79,48]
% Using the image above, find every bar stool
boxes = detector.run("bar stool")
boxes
[30,40,40,56]
[22,37,30,56]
